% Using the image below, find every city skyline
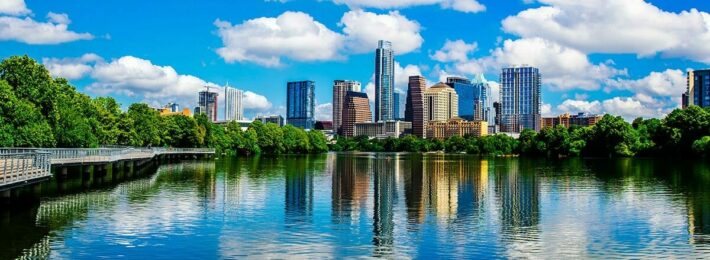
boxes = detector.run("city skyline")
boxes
[1,0,708,121]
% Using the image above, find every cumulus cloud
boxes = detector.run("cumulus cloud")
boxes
[315,103,333,121]
[502,0,710,63]
[0,0,30,15]
[556,96,670,120]
[330,0,485,13]
[430,39,477,63]
[42,53,103,80]
[214,11,344,67]
[0,13,94,44]
[340,10,423,54]
[44,54,273,114]
[606,69,686,98]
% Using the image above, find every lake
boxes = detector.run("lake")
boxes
[1,153,709,259]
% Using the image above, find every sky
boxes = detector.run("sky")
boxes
[1,0,709,121]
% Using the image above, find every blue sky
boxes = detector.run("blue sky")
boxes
[1,0,709,120]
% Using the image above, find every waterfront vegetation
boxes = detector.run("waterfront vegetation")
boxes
[0,55,328,155]
[1,55,710,158]
[333,108,710,157]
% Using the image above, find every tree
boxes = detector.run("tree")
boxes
[308,130,329,153]
[0,80,55,147]
[588,115,638,157]
[282,125,310,153]
[126,103,162,146]
[444,136,467,153]
[692,136,710,156]
[162,115,201,148]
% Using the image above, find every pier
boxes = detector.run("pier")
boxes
[0,147,215,191]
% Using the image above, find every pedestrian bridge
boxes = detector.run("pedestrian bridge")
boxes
[0,147,215,191]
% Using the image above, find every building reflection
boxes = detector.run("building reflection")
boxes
[284,158,313,224]
[424,155,459,222]
[402,154,425,225]
[332,154,370,224]
[372,154,398,256]
[495,159,540,230]
[457,159,489,220]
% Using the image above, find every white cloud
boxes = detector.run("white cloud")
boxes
[340,10,423,54]
[502,0,710,63]
[330,0,485,13]
[541,103,552,116]
[556,96,669,120]
[214,11,344,67]
[42,55,272,114]
[315,103,333,121]
[243,91,272,111]
[0,0,30,16]
[42,53,103,80]
[0,14,93,44]
[430,39,477,63]
[606,69,686,98]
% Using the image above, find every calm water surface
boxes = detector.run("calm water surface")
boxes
[1,153,710,259]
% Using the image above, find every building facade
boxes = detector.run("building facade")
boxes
[500,66,541,132]
[342,91,372,137]
[374,40,395,122]
[426,117,488,139]
[224,86,244,121]
[198,90,219,122]
[287,81,316,129]
[393,91,402,120]
[405,76,427,138]
[332,80,362,135]
[424,83,459,122]
[684,69,710,108]
[541,113,603,128]
[355,121,412,139]
[256,115,285,127]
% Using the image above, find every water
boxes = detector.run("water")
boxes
[1,153,709,259]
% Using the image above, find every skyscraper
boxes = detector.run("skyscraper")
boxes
[446,77,475,121]
[405,76,426,138]
[342,91,372,137]
[500,66,541,132]
[684,69,710,108]
[224,86,244,121]
[374,40,395,122]
[472,74,493,124]
[393,91,401,120]
[333,80,362,135]
[424,83,458,122]
[287,81,316,129]
[198,89,218,122]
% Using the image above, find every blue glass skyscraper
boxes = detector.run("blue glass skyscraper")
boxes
[393,91,401,120]
[374,40,395,122]
[446,76,490,122]
[287,81,316,129]
[500,67,541,132]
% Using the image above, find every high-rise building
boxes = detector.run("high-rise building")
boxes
[198,89,219,122]
[405,76,426,138]
[333,80,362,135]
[493,102,501,126]
[166,102,180,113]
[472,74,493,124]
[224,86,244,121]
[374,40,395,122]
[287,81,316,129]
[684,69,710,108]
[500,66,541,132]
[424,83,458,122]
[393,92,401,120]
[342,91,372,137]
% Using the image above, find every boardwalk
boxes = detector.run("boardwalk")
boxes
[0,147,215,191]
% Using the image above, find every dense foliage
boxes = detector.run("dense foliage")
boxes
[0,55,326,155]
[333,112,710,158]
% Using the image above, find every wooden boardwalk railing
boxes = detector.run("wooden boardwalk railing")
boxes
[0,147,215,191]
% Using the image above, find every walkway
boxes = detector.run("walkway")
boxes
[0,147,215,191]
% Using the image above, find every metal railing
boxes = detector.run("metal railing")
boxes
[0,150,51,187]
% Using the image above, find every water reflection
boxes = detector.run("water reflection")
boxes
[1,155,710,258]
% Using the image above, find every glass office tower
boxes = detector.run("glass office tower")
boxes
[374,40,395,122]
[500,66,541,132]
[287,81,316,129]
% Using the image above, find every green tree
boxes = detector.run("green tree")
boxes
[0,80,55,147]
[308,130,329,153]
[282,125,311,153]
[588,115,638,157]
[126,103,162,146]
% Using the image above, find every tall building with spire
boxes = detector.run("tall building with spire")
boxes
[405,76,426,138]
[500,66,541,132]
[224,85,244,121]
[374,40,395,122]
[333,80,362,135]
